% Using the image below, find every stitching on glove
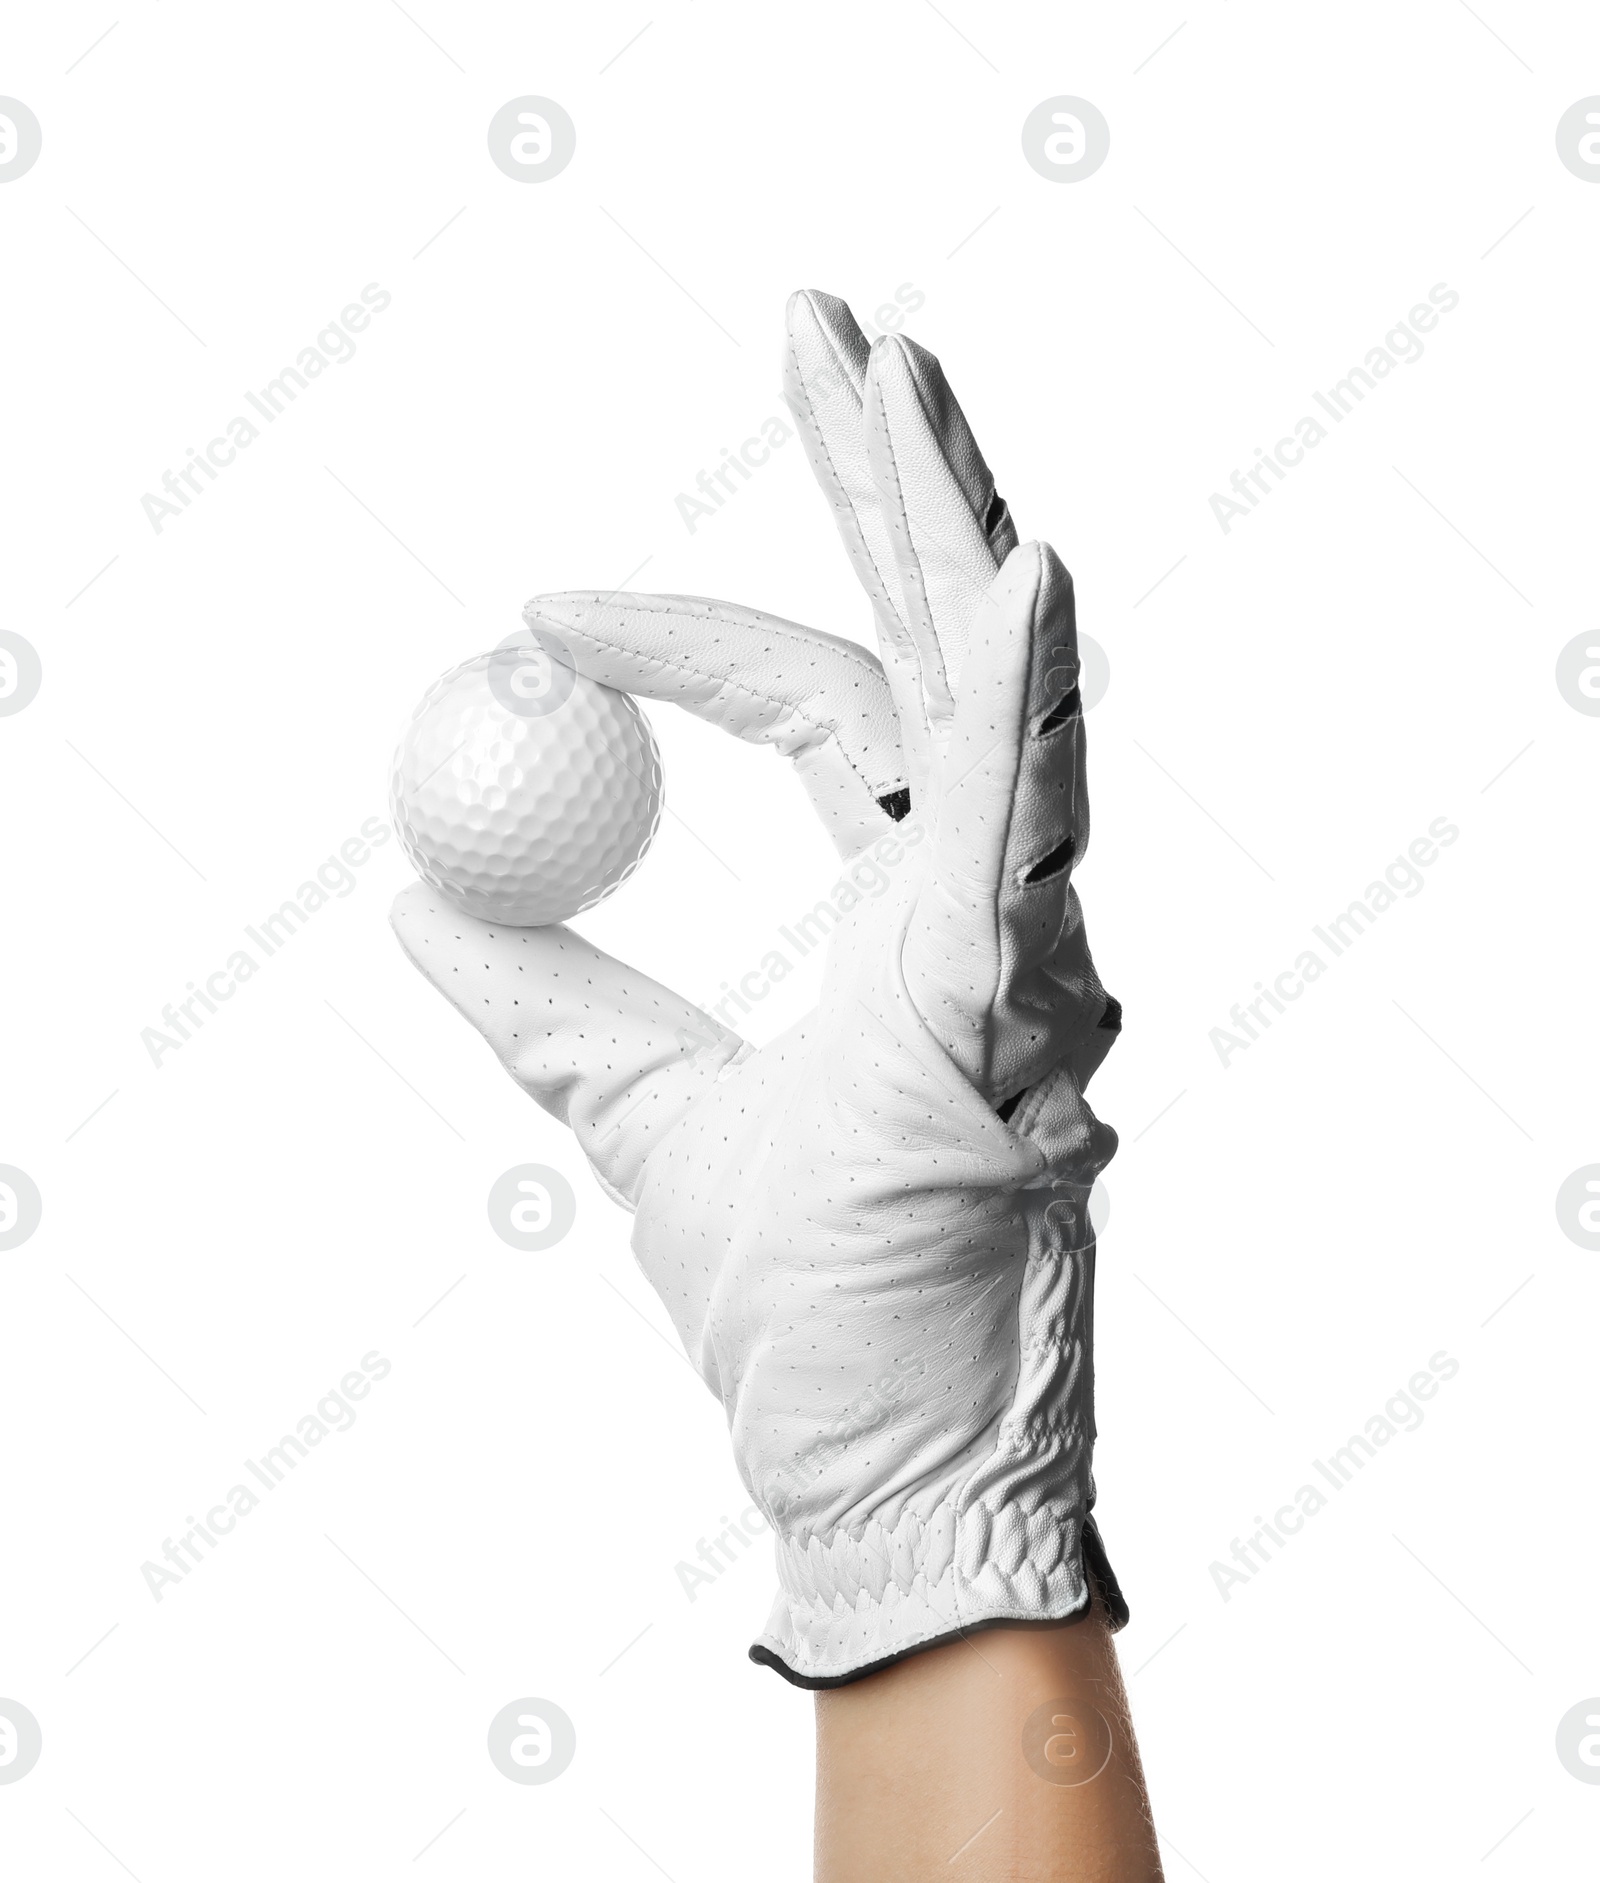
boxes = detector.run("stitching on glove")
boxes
[789,336,905,628]
[975,547,1045,1091]
[870,378,950,717]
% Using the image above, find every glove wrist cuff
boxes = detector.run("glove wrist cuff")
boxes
[749,1500,1124,1689]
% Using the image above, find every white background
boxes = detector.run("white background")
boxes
[2,2,1596,1876]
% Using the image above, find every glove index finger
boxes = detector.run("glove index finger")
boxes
[526,590,907,858]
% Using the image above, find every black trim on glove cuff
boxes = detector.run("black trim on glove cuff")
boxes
[748,1514,1129,1690]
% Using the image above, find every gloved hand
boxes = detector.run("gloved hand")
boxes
[390,290,1125,1686]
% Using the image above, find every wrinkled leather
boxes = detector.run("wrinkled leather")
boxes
[390,290,1121,1685]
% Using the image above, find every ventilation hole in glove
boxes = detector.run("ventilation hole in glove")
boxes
[995,1086,1029,1123]
[1021,832,1076,885]
[1099,995,1123,1032]
[877,787,912,822]
[1036,684,1081,735]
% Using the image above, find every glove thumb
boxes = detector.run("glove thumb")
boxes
[391,884,747,1207]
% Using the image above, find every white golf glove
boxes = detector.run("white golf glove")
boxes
[391,290,1125,1686]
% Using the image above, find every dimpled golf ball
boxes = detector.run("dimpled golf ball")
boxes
[390,644,662,926]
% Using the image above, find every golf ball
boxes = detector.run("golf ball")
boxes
[390,642,662,926]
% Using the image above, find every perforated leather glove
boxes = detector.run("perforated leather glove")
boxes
[390,291,1125,1686]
